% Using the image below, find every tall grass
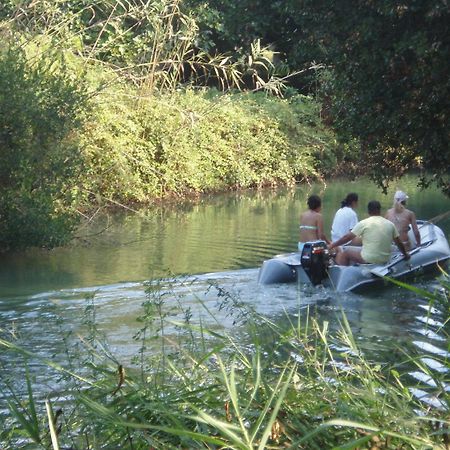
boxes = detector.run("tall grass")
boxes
[2,0,288,96]
[1,275,449,449]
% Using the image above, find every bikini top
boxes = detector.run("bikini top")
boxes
[299,225,318,230]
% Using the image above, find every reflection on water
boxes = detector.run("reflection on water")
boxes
[0,175,449,405]
[1,175,449,298]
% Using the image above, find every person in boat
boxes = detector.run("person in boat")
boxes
[385,190,421,251]
[328,200,410,266]
[331,192,361,245]
[298,194,331,252]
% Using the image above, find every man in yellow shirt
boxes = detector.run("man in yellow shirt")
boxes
[329,200,410,266]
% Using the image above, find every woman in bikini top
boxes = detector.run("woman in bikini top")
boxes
[298,195,330,250]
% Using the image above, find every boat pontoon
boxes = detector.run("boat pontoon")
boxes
[258,220,450,292]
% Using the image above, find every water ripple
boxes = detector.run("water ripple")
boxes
[420,357,449,373]
[412,341,450,357]
[415,315,444,328]
[409,388,447,410]
[414,328,446,341]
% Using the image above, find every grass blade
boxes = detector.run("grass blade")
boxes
[45,399,60,450]
[257,363,295,449]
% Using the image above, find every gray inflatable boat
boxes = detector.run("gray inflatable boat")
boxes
[258,220,450,292]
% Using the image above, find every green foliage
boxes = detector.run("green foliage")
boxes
[0,29,331,249]
[3,0,246,93]
[0,0,386,252]
[0,44,87,251]
[295,0,450,195]
[183,0,322,91]
[81,88,331,204]
[184,0,450,194]
[4,0,448,203]
[1,276,449,448]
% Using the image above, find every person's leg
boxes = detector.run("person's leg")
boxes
[350,236,362,246]
[334,250,348,265]
[335,248,366,266]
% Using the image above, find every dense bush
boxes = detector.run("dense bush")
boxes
[0,45,87,250]
[0,22,341,251]
[0,40,336,251]
[81,88,336,204]
[288,0,450,194]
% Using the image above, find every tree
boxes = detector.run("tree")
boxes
[0,45,87,251]
[183,0,322,90]
[294,0,449,194]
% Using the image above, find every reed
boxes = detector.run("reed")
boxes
[3,0,285,96]
[1,274,449,449]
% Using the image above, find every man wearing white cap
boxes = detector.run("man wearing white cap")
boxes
[385,190,421,250]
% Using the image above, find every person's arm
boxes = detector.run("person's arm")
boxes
[394,236,410,260]
[350,211,358,229]
[329,231,356,250]
[317,215,331,244]
[384,208,392,221]
[410,212,421,246]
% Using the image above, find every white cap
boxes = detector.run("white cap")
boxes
[394,190,409,202]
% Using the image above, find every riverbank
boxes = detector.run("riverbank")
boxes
[1,39,356,251]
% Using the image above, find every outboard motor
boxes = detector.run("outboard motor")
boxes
[300,240,330,285]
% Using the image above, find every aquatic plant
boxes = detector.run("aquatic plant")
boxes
[0,275,449,449]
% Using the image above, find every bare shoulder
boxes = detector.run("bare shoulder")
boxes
[406,209,416,220]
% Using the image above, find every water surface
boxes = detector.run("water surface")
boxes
[0,175,449,404]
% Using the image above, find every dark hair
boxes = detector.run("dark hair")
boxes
[307,194,321,210]
[367,200,381,214]
[341,192,358,208]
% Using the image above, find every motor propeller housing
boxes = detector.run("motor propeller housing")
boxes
[300,240,330,285]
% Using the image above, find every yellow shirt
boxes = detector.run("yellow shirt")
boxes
[351,216,399,264]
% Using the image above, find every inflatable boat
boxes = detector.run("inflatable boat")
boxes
[258,220,450,292]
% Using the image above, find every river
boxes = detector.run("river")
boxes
[0,175,449,406]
